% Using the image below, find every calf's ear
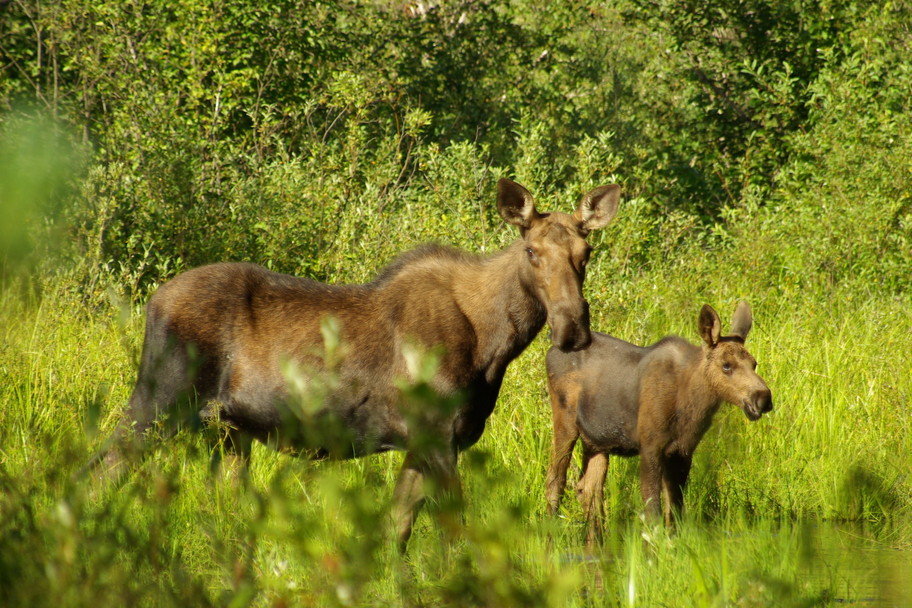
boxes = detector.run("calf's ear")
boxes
[729,300,753,340]
[575,184,620,234]
[698,304,722,347]
[497,178,538,230]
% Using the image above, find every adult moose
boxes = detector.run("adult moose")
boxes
[103,178,621,551]
[544,301,772,546]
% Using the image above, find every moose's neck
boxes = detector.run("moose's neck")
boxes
[673,361,723,455]
[455,240,547,378]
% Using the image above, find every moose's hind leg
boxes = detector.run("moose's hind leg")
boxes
[101,326,210,476]
[199,401,254,481]
[392,447,462,553]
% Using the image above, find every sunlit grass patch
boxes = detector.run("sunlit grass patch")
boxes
[1,282,911,606]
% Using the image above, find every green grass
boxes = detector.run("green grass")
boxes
[1,280,910,607]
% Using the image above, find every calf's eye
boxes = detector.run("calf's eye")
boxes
[722,362,732,373]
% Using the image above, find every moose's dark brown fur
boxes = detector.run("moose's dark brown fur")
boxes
[104,178,621,550]
[544,302,772,545]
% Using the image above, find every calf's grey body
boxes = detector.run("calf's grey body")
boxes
[545,302,772,545]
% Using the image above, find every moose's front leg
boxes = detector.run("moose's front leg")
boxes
[391,447,461,553]
[662,454,692,527]
[576,447,608,548]
[546,410,580,516]
[639,449,664,522]
[392,455,425,553]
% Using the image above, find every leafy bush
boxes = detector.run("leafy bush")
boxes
[2,0,910,300]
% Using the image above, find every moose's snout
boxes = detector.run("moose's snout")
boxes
[755,388,773,414]
[550,321,591,351]
[549,301,592,352]
[743,388,773,421]
[569,327,592,351]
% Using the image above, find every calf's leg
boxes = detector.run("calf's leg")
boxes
[545,387,580,515]
[576,447,608,547]
[639,449,664,522]
[661,454,692,527]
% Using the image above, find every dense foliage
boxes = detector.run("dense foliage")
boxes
[2,0,909,297]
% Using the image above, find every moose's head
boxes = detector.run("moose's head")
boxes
[497,178,620,352]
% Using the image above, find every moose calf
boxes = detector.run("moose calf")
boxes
[544,301,772,544]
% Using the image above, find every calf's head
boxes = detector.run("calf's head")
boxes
[497,178,620,352]
[698,301,773,421]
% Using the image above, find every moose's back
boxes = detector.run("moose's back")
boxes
[139,252,492,450]
[546,333,699,455]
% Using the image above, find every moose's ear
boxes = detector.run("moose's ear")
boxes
[730,300,753,340]
[497,178,538,230]
[698,304,722,347]
[574,184,620,234]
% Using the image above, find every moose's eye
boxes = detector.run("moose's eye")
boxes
[722,362,732,373]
